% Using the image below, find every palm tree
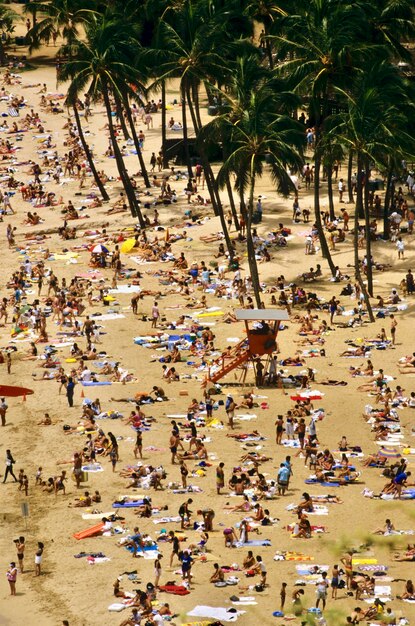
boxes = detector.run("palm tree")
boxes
[204,77,303,307]
[270,0,372,277]
[246,0,288,68]
[327,62,415,317]
[58,14,146,224]
[0,2,20,64]
[65,84,109,201]
[25,0,96,50]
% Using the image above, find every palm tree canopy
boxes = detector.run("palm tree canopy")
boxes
[58,14,145,102]
[25,0,97,50]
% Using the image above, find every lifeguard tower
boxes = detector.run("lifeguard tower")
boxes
[203,309,289,386]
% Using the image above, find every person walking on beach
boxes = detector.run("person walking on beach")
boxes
[6,562,17,595]
[3,450,17,483]
[396,236,405,259]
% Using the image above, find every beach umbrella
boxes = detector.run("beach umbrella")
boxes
[91,244,109,254]
[120,238,136,253]
[378,447,401,458]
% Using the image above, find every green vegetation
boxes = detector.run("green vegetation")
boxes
[16,0,415,307]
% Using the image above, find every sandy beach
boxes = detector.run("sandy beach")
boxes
[0,10,415,626]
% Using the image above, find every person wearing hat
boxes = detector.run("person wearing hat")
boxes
[225,394,236,430]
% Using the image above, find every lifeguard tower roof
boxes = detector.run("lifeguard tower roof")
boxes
[235,309,290,321]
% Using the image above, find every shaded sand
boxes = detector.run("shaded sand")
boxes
[0,14,415,626]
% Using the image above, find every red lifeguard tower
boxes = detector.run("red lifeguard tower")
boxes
[203,309,289,386]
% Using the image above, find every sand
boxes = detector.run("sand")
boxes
[0,11,414,626]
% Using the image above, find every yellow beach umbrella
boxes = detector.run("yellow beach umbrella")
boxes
[120,238,136,253]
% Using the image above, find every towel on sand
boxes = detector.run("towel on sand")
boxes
[187,606,245,622]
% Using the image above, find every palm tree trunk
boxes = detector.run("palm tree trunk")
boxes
[347,150,354,204]
[239,177,246,214]
[247,167,262,307]
[114,93,130,140]
[102,86,144,226]
[180,81,193,178]
[314,152,336,275]
[186,84,200,135]
[383,165,393,240]
[264,25,274,69]
[73,104,109,201]
[122,93,151,188]
[364,160,373,296]
[161,81,168,168]
[193,80,203,131]
[226,178,240,230]
[202,158,234,260]
[327,164,335,221]
[354,154,374,322]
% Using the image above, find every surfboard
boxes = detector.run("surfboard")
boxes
[0,385,34,397]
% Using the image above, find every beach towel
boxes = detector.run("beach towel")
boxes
[352,558,377,565]
[108,285,142,294]
[113,500,146,508]
[81,464,103,472]
[296,565,329,575]
[279,553,314,561]
[108,603,129,612]
[153,516,182,524]
[187,606,245,622]
[91,313,125,321]
[305,479,340,487]
[235,540,271,547]
[286,504,329,515]
[158,584,190,596]
[81,381,112,386]
[125,544,158,554]
[82,512,113,520]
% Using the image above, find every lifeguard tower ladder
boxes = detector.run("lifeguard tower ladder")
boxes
[203,309,289,387]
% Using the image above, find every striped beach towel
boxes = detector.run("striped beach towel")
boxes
[7,107,19,117]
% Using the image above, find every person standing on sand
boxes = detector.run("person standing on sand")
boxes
[154,554,162,588]
[35,542,44,576]
[73,452,82,488]
[341,551,353,589]
[3,449,17,483]
[151,301,160,328]
[65,377,75,407]
[390,314,397,345]
[280,582,287,610]
[14,537,25,573]
[225,394,236,430]
[6,562,17,595]
[316,571,329,611]
[216,462,225,495]
[0,397,8,426]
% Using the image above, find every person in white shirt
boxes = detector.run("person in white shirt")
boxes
[79,366,91,382]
